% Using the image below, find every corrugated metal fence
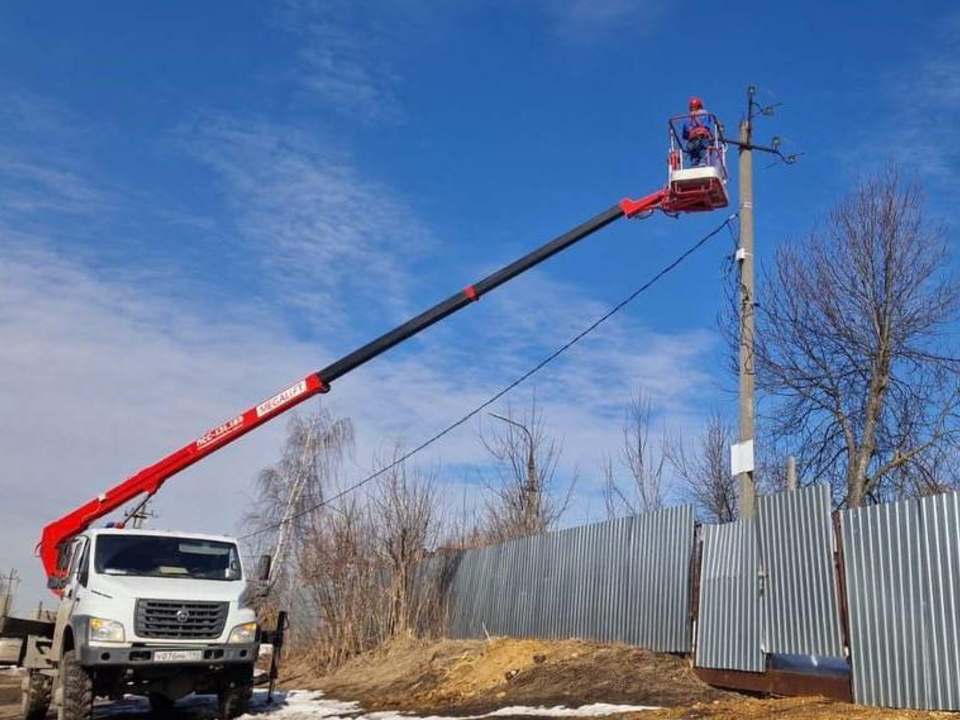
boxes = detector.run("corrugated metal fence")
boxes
[918,493,960,711]
[841,492,960,710]
[758,484,844,657]
[696,519,764,671]
[422,487,960,711]
[445,505,696,652]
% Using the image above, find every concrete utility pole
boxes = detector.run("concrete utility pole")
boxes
[737,86,758,518]
[786,456,797,491]
[723,87,795,517]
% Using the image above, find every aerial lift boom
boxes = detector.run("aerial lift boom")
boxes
[39,115,730,586]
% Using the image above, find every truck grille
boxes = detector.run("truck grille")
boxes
[135,600,229,640]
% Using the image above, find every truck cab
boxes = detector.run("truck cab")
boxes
[21,528,262,720]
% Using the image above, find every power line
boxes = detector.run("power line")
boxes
[241,213,738,541]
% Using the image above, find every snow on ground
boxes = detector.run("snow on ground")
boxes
[241,692,361,719]
[95,690,662,720]
[237,691,660,720]
[480,704,662,717]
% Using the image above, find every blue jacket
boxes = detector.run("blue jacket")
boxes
[682,111,714,141]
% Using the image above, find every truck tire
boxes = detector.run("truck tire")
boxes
[21,670,53,720]
[58,650,93,720]
[217,664,253,719]
[149,692,176,717]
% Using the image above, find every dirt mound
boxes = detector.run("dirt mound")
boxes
[283,639,953,719]
[286,637,728,713]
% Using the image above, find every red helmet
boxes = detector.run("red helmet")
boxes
[688,96,704,112]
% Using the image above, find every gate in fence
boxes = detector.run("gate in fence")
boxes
[696,484,845,673]
[696,518,763,672]
[758,484,845,658]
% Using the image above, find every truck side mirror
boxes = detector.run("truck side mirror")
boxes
[257,555,272,583]
[47,576,66,591]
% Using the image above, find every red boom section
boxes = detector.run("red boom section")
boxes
[620,189,668,218]
[39,373,327,581]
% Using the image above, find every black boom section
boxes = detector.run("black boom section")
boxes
[318,204,625,385]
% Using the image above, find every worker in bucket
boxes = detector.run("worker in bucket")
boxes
[682,96,714,167]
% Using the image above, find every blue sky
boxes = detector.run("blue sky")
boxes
[1,0,958,606]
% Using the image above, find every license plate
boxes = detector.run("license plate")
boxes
[153,650,203,663]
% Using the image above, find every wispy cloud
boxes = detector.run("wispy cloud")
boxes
[0,91,213,260]
[884,61,960,184]
[0,93,107,225]
[848,9,960,196]
[0,159,107,217]
[276,0,671,117]
[534,0,672,42]
[277,0,404,122]
[0,90,94,143]
[182,114,432,329]
[471,270,715,414]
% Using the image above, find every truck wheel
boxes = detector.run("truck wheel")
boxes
[217,664,253,719]
[21,670,53,720]
[57,650,93,720]
[149,692,176,717]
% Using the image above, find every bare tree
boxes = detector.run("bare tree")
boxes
[479,398,574,542]
[297,494,383,666]
[665,411,737,523]
[370,445,440,638]
[243,410,354,621]
[889,439,960,499]
[735,166,960,507]
[245,414,452,668]
[439,487,486,552]
[603,389,666,517]
[755,444,791,495]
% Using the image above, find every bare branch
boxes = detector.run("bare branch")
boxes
[665,411,737,523]
[603,389,666,517]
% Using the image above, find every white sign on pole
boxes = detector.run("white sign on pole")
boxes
[730,439,755,476]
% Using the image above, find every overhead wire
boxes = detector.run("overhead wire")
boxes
[240,212,738,541]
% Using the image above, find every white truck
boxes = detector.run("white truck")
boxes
[14,528,267,720]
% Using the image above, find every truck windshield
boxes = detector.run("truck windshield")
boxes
[94,535,242,581]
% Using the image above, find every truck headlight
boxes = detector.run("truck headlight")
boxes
[89,617,125,643]
[227,622,258,644]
